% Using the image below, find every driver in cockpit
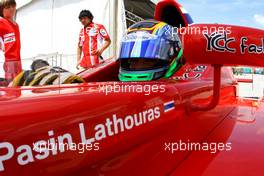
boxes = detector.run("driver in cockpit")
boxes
[118,20,184,82]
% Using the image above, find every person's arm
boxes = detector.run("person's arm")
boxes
[0,37,4,52]
[92,25,111,58]
[93,38,111,57]
[76,45,82,69]
[0,23,5,54]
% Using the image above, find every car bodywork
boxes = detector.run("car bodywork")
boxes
[0,0,264,175]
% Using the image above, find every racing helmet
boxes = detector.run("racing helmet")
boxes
[118,20,183,81]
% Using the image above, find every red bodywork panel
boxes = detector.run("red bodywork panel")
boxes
[0,62,238,175]
[0,0,264,176]
[154,0,191,27]
[171,98,264,176]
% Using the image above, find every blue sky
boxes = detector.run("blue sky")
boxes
[177,0,264,29]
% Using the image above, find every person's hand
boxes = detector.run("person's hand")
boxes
[92,48,103,57]
[76,60,81,70]
[0,41,4,52]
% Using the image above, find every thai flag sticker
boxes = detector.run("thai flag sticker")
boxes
[164,101,175,113]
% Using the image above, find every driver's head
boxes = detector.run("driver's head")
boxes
[118,20,183,82]
[78,9,93,27]
[31,59,49,72]
[0,0,17,18]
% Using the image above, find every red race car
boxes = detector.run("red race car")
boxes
[0,0,264,175]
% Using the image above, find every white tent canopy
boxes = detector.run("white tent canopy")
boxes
[16,0,126,59]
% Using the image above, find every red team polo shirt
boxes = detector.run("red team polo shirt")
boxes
[0,17,22,81]
[79,22,110,68]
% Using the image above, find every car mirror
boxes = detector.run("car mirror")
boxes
[181,24,264,112]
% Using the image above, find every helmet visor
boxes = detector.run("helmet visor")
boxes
[121,58,169,71]
[119,31,180,60]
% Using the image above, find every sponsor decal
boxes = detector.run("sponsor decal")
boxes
[4,37,15,44]
[0,105,165,172]
[182,73,201,79]
[86,27,98,36]
[100,29,107,37]
[3,33,14,38]
[204,32,236,53]
[164,101,175,112]
[173,65,207,80]
[240,37,264,54]
[193,65,207,72]
[123,31,156,42]
[3,33,16,44]
[204,32,264,54]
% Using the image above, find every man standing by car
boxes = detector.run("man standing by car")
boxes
[0,0,22,82]
[77,10,111,69]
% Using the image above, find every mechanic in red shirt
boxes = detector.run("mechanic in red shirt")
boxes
[0,0,22,83]
[77,10,111,69]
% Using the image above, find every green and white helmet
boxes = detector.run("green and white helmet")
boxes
[118,20,183,82]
